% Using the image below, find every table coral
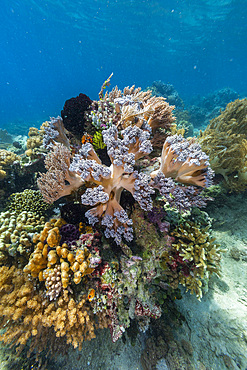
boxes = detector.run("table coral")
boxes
[199,98,247,191]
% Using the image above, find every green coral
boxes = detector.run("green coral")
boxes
[93,131,106,150]
[161,221,223,299]
[7,189,51,216]
[199,98,247,192]
[0,210,46,265]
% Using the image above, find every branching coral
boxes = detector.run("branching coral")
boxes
[85,77,175,149]
[161,221,222,299]
[199,98,247,191]
[0,266,108,352]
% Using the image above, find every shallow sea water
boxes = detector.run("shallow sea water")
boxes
[0,1,247,370]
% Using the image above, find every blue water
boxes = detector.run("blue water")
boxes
[0,0,247,132]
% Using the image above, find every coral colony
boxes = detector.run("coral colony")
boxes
[0,76,223,355]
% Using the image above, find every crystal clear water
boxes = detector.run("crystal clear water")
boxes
[0,0,246,130]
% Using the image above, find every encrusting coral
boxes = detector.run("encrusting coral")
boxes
[0,210,46,265]
[199,98,247,191]
[7,189,51,216]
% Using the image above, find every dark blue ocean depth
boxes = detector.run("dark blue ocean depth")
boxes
[0,0,247,132]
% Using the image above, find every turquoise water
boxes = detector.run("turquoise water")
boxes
[0,0,246,130]
[0,2,247,370]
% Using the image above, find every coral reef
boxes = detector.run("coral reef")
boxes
[199,98,247,191]
[195,87,239,113]
[174,110,194,137]
[147,80,184,110]
[0,78,225,361]
[0,128,13,146]
[188,88,240,129]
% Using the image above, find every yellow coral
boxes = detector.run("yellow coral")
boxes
[0,150,20,181]
[24,219,96,291]
[0,266,109,353]
[161,221,222,299]
[199,98,247,191]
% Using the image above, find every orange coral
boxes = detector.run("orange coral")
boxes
[0,266,109,353]
[24,219,96,295]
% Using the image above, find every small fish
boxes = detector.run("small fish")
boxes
[81,133,93,145]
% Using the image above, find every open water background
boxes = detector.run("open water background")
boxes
[0,0,247,131]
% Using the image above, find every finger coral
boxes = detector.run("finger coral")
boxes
[199,98,247,191]
[24,219,101,298]
[161,221,222,299]
[0,266,108,353]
